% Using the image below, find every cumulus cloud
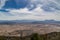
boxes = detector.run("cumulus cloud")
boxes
[0,0,7,9]
[0,6,59,21]
[0,0,60,21]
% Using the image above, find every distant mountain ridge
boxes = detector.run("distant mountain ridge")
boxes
[32,20,60,24]
[0,20,60,24]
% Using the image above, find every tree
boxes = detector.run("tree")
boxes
[31,33,40,40]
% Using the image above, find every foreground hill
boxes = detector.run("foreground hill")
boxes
[0,32,60,40]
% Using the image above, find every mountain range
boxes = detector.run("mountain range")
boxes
[0,20,60,24]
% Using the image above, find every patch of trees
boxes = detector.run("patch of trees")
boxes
[0,32,60,40]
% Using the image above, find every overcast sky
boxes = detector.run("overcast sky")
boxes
[0,0,60,21]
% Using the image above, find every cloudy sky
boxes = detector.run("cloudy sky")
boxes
[0,0,60,21]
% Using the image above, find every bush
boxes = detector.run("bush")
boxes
[31,33,40,40]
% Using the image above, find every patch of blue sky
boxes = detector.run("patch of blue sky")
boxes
[3,0,29,9]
